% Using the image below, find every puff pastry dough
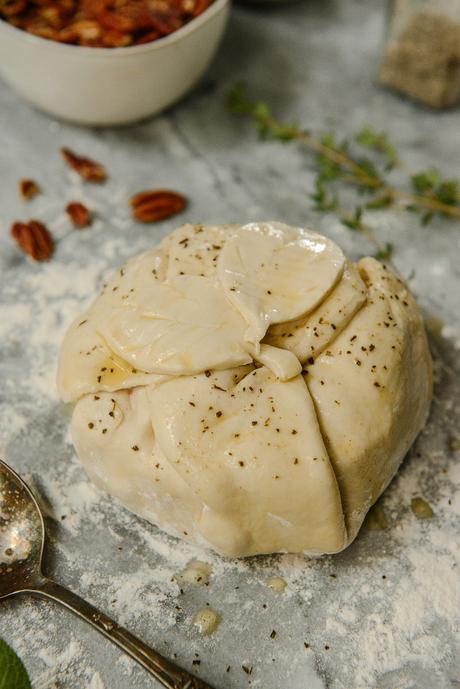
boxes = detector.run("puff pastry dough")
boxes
[58,223,432,556]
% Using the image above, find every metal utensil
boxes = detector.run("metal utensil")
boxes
[0,459,214,689]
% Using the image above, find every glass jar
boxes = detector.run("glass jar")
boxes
[379,0,460,108]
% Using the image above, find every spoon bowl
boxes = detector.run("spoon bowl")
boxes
[0,459,215,689]
[0,461,44,598]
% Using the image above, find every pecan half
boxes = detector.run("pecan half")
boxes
[11,220,53,261]
[130,190,187,223]
[0,0,27,17]
[101,29,133,47]
[59,20,102,43]
[19,178,41,201]
[66,201,92,228]
[61,147,107,182]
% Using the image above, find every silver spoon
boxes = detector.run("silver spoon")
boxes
[0,459,214,689]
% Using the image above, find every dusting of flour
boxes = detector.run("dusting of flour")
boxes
[0,176,458,689]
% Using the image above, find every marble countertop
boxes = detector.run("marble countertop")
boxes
[0,2,459,688]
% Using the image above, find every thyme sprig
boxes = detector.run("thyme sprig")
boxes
[228,85,460,259]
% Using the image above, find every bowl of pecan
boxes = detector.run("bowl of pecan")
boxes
[0,0,229,125]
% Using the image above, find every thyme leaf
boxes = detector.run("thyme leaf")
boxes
[373,242,395,261]
[228,84,460,259]
[340,207,364,231]
[355,127,399,170]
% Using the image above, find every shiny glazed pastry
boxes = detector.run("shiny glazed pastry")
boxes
[58,222,432,557]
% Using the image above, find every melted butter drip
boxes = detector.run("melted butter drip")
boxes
[267,576,287,593]
[174,560,212,587]
[411,497,434,519]
[364,502,388,531]
[95,352,140,388]
[193,607,221,635]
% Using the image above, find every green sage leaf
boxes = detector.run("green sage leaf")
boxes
[0,638,31,689]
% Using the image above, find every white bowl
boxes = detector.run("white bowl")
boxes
[0,0,229,126]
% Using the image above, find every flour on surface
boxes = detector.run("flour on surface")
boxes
[0,87,459,689]
[1,221,458,689]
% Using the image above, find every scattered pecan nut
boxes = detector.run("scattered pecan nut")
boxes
[11,220,53,262]
[61,147,107,182]
[130,190,187,223]
[66,201,92,228]
[19,178,41,201]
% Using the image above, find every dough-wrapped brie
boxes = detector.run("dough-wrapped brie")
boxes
[58,222,432,557]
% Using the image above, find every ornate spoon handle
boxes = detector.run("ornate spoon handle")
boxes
[29,578,215,689]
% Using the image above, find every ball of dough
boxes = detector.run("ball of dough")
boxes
[58,222,432,557]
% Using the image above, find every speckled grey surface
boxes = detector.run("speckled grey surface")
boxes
[0,2,459,688]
